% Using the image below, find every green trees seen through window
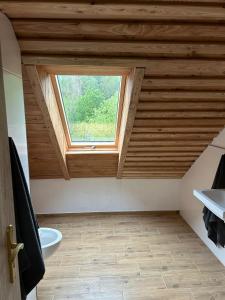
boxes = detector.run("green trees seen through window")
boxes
[57,75,121,142]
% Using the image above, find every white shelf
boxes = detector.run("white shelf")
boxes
[193,189,225,221]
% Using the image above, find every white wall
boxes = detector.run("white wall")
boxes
[180,128,225,266]
[0,13,29,183]
[31,178,181,214]
[0,13,35,300]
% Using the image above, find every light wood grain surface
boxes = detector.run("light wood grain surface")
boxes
[6,1,225,178]
[23,67,64,179]
[38,212,225,300]
[25,65,69,180]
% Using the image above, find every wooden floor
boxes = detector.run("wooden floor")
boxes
[38,213,225,300]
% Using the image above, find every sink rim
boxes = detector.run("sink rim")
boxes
[193,189,225,221]
[38,227,62,249]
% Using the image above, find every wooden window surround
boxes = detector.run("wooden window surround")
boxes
[45,65,131,152]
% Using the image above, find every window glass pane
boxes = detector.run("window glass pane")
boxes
[57,75,122,143]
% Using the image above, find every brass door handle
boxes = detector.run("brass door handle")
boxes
[7,224,24,283]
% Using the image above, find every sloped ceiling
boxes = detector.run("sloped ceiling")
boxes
[2,1,225,179]
[23,67,64,179]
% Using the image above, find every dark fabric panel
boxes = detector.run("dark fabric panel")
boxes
[9,137,45,299]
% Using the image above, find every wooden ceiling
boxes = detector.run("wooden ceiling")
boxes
[2,0,225,179]
[22,67,64,179]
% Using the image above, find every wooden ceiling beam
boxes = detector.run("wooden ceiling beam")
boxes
[139,91,225,101]
[124,161,192,167]
[134,119,225,127]
[138,102,225,111]
[25,65,70,180]
[127,152,202,156]
[126,156,197,161]
[19,39,225,60]
[135,111,225,118]
[12,20,225,42]
[123,166,188,170]
[132,127,221,133]
[123,173,187,177]
[142,78,225,91]
[122,175,183,178]
[129,140,210,146]
[117,68,145,178]
[21,57,225,78]
[128,146,206,152]
[1,2,225,21]
[130,133,215,140]
[122,170,186,174]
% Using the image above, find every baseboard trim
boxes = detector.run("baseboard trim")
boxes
[37,210,179,217]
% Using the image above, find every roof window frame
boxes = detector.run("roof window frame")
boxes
[49,66,130,151]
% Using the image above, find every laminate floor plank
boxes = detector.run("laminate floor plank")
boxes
[37,213,225,300]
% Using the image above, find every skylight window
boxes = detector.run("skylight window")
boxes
[57,74,123,146]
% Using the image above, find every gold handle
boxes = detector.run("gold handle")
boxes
[7,225,24,283]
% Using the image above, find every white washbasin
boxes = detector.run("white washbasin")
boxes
[38,227,62,259]
[193,189,225,221]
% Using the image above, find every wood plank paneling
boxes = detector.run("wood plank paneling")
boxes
[1,2,225,21]
[21,57,225,78]
[126,156,197,161]
[123,166,188,171]
[128,146,206,152]
[37,67,70,178]
[131,133,215,140]
[124,161,193,167]
[142,78,225,91]
[117,68,145,178]
[119,60,225,177]
[129,141,210,146]
[138,102,225,111]
[132,127,220,133]
[11,1,225,178]
[19,39,225,59]
[139,91,225,101]
[135,111,225,118]
[67,152,118,177]
[12,20,225,42]
[122,175,184,178]
[23,67,64,179]
[127,152,201,157]
[23,67,123,179]
[25,66,70,179]
[134,119,225,127]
